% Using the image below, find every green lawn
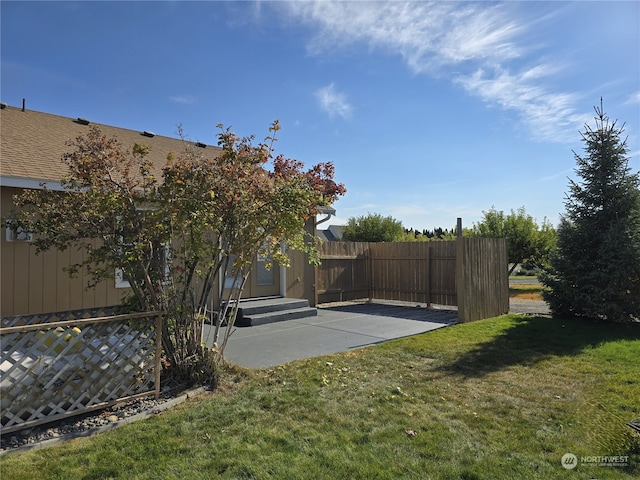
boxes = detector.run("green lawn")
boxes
[2,314,639,479]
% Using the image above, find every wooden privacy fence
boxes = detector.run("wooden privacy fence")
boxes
[0,310,162,434]
[317,241,457,306]
[316,237,508,323]
[456,237,510,324]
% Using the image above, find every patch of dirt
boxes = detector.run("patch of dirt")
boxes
[509,298,551,316]
[510,292,543,301]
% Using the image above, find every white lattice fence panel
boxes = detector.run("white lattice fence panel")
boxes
[1,307,117,328]
[1,312,161,434]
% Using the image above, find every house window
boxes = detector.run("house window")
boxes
[113,208,169,289]
[223,254,241,290]
[154,243,171,284]
[256,251,274,286]
[115,267,130,289]
[115,242,170,289]
[5,220,34,242]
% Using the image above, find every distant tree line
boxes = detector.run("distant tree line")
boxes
[405,227,457,240]
[342,213,458,242]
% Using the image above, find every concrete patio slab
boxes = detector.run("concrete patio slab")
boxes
[202,302,458,369]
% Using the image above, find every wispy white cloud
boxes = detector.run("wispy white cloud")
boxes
[288,2,522,73]
[387,203,432,222]
[169,95,196,105]
[624,92,640,105]
[315,83,352,119]
[281,1,589,143]
[536,168,574,183]
[455,67,591,143]
[341,203,377,215]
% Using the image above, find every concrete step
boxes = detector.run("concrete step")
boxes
[240,306,318,327]
[229,297,318,327]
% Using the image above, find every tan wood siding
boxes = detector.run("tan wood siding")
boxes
[42,248,58,313]
[1,187,128,317]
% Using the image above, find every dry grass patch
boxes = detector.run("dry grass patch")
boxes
[509,282,547,301]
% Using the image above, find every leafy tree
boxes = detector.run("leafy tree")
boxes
[471,206,556,275]
[6,122,345,380]
[342,213,405,242]
[540,102,640,322]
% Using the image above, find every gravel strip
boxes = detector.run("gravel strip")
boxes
[0,386,207,455]
[509,298,551,316]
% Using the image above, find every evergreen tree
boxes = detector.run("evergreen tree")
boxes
[541,101,640,322]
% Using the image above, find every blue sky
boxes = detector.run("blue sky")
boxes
[2,1,639,231]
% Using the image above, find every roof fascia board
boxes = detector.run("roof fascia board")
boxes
[0,176,64,191]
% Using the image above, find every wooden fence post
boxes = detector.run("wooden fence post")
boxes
[368,242,373,303]
[456,234,467,322]
[155,312,163,400]
[425,242,431,307]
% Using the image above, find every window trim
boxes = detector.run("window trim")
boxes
[5,219,34,242]
[115,242,170,289]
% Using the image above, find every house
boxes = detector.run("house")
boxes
[0,103,320,318]
[317,224,344,242]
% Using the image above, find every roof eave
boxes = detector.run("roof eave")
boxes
[0,176,64,191]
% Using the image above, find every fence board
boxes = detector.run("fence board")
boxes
[429,241,457,306]
[316,242,369,303]
[456,237,509,323]
[370,242,432,304]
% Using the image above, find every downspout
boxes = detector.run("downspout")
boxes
[311,207,335,306]
[316,211,333,226]
[279,241,287,297]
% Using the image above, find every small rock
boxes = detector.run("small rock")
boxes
[2,392,175,449]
